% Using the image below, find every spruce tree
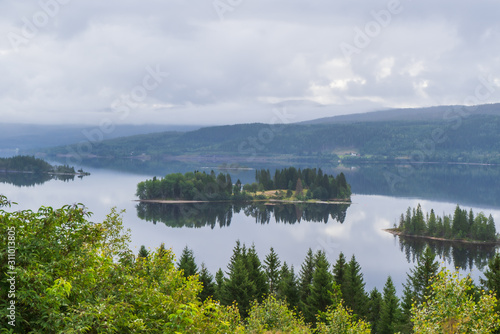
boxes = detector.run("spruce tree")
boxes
[298,248,315,314]
[198,263,215,302]
[263,247,281,295]
[481,252,500,307]
[367,287,382,333]
[305,250,337,324]
[343,255,368,318]
[138,245,149,259]
[214,268,225,302]
[378,276,401,334]
[246,244,268,301]
[332,252,348,297]
[177,246,198,277]
[277,262,299,309]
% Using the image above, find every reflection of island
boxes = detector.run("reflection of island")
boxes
[0,155,90,187]
[395,233,497,271]
[136,202,350,228]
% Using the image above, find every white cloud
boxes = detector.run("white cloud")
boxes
[1,0,500,125]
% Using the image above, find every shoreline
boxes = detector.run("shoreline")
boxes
[135,198,352,205]
[384,228,500,246]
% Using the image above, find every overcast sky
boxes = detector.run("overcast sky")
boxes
[1,0,500,125]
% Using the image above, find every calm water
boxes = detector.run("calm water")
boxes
[2,161,500,294]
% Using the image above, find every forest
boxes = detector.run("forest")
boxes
[46,114,500,164]
[2,196,500,333]
[394,204,497,242]
[136,167,351,201]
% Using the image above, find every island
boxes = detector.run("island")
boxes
[136,167,351,203]
[0,155,90,176]
[385,203,498,244]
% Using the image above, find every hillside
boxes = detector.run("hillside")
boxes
[43,111,500,164]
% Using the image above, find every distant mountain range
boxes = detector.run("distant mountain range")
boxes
[36,103,500,165]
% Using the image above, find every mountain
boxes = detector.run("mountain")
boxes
[301,103,500,124]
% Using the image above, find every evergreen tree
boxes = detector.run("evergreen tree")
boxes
[223,245,254,317]
[401,246,439,330]
[367,287,382,333]
[343,255,368,318]
[378,276,401,334]
[246,244,268,301]
[481,252,500,307]
[214,268,225,302]
[298,248,315,314]
[198,263,215,302]
[305,250,337,324]
[137,245,149,259]
[263,247,281,295]
[177,246,198,277]
[332,252,348,297]
[427,209,437,236]
[277,262,299,309]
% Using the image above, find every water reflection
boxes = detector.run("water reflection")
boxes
[0,172,78,187]
[136,202,350,228]
[396,234,497,271]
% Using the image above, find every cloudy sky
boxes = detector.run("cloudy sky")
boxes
[1,0,500,125]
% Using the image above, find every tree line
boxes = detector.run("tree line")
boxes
[136,167,351,201]
[397,204,497,242]
[2,195,500,333]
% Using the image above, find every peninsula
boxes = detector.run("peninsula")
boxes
[385,203,498,244]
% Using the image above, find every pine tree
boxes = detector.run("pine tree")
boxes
[198,263,215,302]
[298,248,315,314]
[427,209,437,236]
[214,268,225,302]
[224,251,254,317]
[332,252,348,297]
[305,250,337,324]
[343,255,368,318]
[367,287,382,333]
[246,244,268,301]
[378,276,401,334]
[138,245,149,259]
[277,262,299,309]
[263,247,281,295]
[177,246,198,277]
[401,246,439,330]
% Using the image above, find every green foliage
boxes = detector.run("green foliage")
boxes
[263,247,281,295]
[378,276,401,334]
[411,269,500,333]
[343,255,369,318]
[316,302,371,334]
[245,295,310,333]
[398,204,497,242]
[481,252,500,308]
[177,246,199,277]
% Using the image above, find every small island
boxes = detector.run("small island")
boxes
[0,155,90,176]
[385,203,498,244]
[136,167,351,204]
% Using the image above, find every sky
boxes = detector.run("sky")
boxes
[1,0,500,126]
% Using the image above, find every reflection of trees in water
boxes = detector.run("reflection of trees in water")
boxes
[397,235,497,271]
[0,173,75,187]
[136,202,350,229]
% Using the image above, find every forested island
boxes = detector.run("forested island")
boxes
[386,204,498,243]
[136,167,351,203]
[0,155,90,176]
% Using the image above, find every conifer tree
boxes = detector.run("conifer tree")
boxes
[214,268,225,302]
[481,252,500,307]
[277,262,299,309]
[198,262,215,302]
[305,250,338,324]
[332,252,348,297]
[138,245,149,259]
[378,276,401,334]
[246,244,268,301]
[263,247,281,295]
[343,255,368,318]
[367,287,382,333]
[298,248,315,314]
[177,246,198,277]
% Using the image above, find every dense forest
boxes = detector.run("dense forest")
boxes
[136,167,351,201]
[394,204,497,242]
[2,196,500,333]
[45,114,500,164]
[0,155,76,174]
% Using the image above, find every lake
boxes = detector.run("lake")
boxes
[1,159,500,295]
